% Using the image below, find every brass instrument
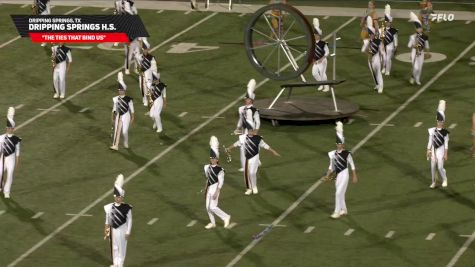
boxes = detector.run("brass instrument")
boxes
[145,85,154,108]
[223,145,232,163]
[323,171,336,182]
[415,43,422,56]
[379,22,385,42]
[51,46,56,69]
[32,2,39,15]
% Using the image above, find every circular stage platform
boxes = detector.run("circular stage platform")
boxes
[254,96,359,123]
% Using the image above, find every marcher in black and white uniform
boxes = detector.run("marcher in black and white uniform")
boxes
[326,122,358,219]
[408,12,430,86]
[227,131,280,195]
[0,107,21,199]
[113,0,138,48]
[149,74,167,133]
[34,0,51,46]
[311,18,330,92]
[104,174,133,267]
[111,71,135,151]
[427,100,449,188]
[51,43,72,99]
[234,79,261,172]
[123,37,143,75]
[381,4,398,76]
[361,16,385,93]
[203,136,231,229]
[135,39,158,106]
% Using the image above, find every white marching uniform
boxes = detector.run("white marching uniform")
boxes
[104,203,132,267]
[381,27,398,75]
[124,38,141,73]
[427,127,449,184]
[362,38,385,92]
[135,53,158,106]
[114,0,137,15]
[328,149,355,214]
[0,134,21,196]
[236,105,260,170]
[408,33,429,84]
[149,82,167,132]
[34,0,51,15]
[204,164,230,225]
[112,96,134,148]
[52,45,72,98]
[312,40,330,87]
[233,135,270,192]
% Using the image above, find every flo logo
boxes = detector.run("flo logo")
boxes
[430,13,455,22]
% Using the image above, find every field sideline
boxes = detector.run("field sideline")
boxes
[0,1,474,267]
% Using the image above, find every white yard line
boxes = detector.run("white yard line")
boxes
[370,123,395,126]
[385,230,395,239]
[178,111,188,117]
[344,228,355,236]
[186,220,197,227]
[225,38,475,267]
[0,210,5,216]
[414,121,423,127]
[185,10,192,15]
[31,212,44,219]
[426,233,436,241]
[449,123,457,129]
[304,226,315,233]
[258,224,286,227]
[157,10,164,14]
[323,15,330,19]
[65,6,81,14]
[14,104,24,110]
[239,13,246,17]
[202,116,224,119]
[446,231,475,267]
[78,107,90,113]
[466,21,472,25]
[0,36,21,49]
[6,13,220,267]
[15,12,218,132]
[37,108,60,112]
[101,7,110,11]
[65,213,92,217]
[147,218,159,225]
[21,3,28,8]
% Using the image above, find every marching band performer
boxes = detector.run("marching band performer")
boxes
[111,71,135,151]
[361,16,385,93]
[124,37,141,75]
[419,0,434,33]
[104,174,133,267]
[408,12,430,86]
[51,42,72,99]
[234,79,261,172]
[312,18,330,92]
[33,0,51,46]
[114,0,137,15]
[325,122,358,219]
[135,39,158,106]
[381,4,398,76]
[360,1,378,41]
[227,130,280,195]
[0,107,21,199]
[427,100,449,188]
[203,136,231,229]
[149,74,167,133]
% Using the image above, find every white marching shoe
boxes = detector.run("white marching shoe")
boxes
[330,213,340,219]
[123,143,129,149]
[322,85,330,92]
[409,77,415,85]
[244,189,252,195]
[339,210,348,216]
[204,223,216,229]
[416,81,421,86]
[110,145,119,151]
[381,67,386,74]
[442,180,448,188]
[53,93,59,99]
[238,168,244,172]
[4,193,10,199]
[60,95,65,99]
[429,182,436,189]
[252,188,258,195]
[385,71,390,76]
[152,123,157,129]
[378,86,383,94]
[317,85,324,91]
[125,69,130,75]
[224,216,231,228]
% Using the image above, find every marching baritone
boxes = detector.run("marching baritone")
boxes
[104,174,133,267]
[325,121,358,219]
[203,136,231,229]
[0,107,21,199]
[149,74,167,133]
[381,4,398,76]
[135,39,159,106]
[408,11,430,86]
[361,16,385,93]
[111,71,135,151]
[312,18,330,92]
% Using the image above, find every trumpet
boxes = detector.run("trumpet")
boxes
[323,171,336,182]
[223,145,232,163]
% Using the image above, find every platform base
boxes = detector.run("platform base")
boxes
[254,96,359,121]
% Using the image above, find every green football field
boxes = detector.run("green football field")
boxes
[0,1,475,267]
